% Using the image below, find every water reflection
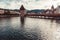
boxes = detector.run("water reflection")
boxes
[56,20,60,24]
[20,17,39,40]
[20,17,25,27]
[0,17,60,40]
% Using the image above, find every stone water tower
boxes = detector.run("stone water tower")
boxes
[20,5,26,17]
[20,5,26,24]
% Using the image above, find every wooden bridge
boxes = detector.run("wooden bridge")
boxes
[20,5,60,19]
[26,13,60,17]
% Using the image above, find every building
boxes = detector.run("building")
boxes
[55,6,60,13]
[0,10,4,14]
[4,9,10,15]
[45,5,57,14]
[51,5,54,11]
[51,5,55,14]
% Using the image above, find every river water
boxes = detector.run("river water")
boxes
[0,17,60,40]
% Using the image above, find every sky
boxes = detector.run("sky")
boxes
[0,0,60,10]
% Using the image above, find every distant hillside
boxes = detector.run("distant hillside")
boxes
[0,8,45,13]
[27,9,45,13]
[14,9,45,13]
[0,8,19,12]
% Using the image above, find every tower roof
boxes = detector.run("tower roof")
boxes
[51,5,54,9]
[20,5,25,10]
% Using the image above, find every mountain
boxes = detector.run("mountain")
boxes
[0,8,45,13]
[27,9,45,13]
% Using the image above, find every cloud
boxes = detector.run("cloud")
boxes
[0,0,60,10]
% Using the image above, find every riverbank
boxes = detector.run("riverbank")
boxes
[0,14,19,17]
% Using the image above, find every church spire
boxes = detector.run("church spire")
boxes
[51,5,55,13]
[51,5,54,9]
